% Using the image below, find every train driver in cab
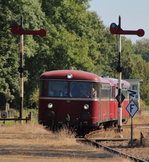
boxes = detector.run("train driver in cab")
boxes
[91,87,97,98]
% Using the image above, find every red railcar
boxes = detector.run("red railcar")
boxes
[39,70,130,131]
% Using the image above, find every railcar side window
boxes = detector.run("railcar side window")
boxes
[100,84,111,98]
[115,88,129,99]
[122,89,129,98]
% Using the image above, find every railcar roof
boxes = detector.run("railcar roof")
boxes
[40,70,110,84]
[105,78,130,87]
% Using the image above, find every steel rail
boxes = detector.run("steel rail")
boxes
[84,124,149,138]
[123,124,149,128]
[95,138,129,142]
[78,138,147,162]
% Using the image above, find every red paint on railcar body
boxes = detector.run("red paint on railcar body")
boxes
[39,70,130,131]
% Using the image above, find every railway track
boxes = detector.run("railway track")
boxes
[123,123,149,128]
[84,123,149,138]
[76,124,149,161]
[77,138,148,162]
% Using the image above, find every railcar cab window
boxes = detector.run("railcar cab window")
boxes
[40,80,47,97]
[70,82,99,98]
[40,80,99,98]
[48,81,68,97]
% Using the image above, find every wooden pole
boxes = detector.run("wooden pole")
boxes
[19,16,24,120]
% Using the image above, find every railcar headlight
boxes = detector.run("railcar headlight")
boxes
[48,103,53,109]
[84,104,89,110]
[67,73,73,79]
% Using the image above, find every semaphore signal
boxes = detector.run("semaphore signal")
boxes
[11,23,46,37]
[110,22,145,37]
[10,18,46,122]
[109,16,145,132]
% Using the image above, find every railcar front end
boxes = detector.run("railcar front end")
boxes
[38,70,130,132]
[39,70,101,131]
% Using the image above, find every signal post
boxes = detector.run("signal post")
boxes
[110,16,144,132]
[11,17,46,121]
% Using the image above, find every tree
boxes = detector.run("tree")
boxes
[2,0,149,108]
[0,1,19,107]
[134,38,149,62]
[0,0,46,108]
[140,62,149,105]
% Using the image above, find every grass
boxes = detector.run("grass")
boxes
[88,110,149,144]
[0,108,38,125]
[0,107,148,161]
[127,110,149,125]
[0,123,130,162]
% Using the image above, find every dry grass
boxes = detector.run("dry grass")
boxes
[88,111,149,147]
[0,123,130,162]
[0,110,148,161]
[126,111,149,140]
[86,112,149,161]
[127,111,149,125]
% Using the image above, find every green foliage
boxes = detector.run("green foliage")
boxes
[124,53,149,106]
[1,0,149,108]
[140,99,149,110]
[0,108,38,125]
[24,0,108,106]
[132,39,149,106]
[134,39,149,61]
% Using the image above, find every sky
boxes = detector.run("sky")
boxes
[89,0,148,43]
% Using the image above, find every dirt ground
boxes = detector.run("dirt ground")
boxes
[0,111,148,162]
[0,123,130,162]
[87,111,149,161]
